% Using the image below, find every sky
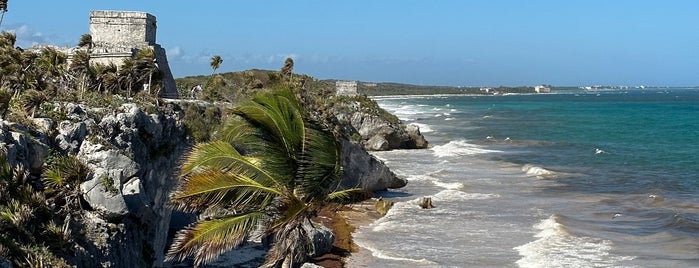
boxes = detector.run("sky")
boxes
[2,1,699,86]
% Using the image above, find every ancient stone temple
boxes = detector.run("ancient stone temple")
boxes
[89,10,178,98]
[335,80,358,96]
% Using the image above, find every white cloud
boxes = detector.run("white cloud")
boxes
[6,23,53,47]
[168,46,182,58]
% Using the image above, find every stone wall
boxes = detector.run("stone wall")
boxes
[335,81,358,96]
[89,10,178,98]
[90,10,156,48]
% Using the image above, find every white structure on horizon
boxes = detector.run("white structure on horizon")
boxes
[535,85,551,93]
[336,80,358,96]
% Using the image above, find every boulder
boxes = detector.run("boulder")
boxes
[56,121,88,154]
[0,121,50,174]
[418,197,435,209]
[406,124,429,149]
[365,135,389,151]
[80,174,129,219]
[303,221,334,258]
[340,140,407,191]
[32,117,54,134]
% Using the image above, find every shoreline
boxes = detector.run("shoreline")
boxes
[314,199,383,267]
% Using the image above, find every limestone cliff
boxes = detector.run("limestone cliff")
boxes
[0,99,406,267]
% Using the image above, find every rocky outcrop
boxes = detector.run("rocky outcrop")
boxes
[333,99,428,151]
[71,103,189,267]
[340,140,406,191]
[0,96,408,267]
[0,121,50,176]
[1,103,190,268]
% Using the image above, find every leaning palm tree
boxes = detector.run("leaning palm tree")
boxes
[280,57,294,79]
[210,55,222,76]
[0,0,8,29]
[167,88,363,267]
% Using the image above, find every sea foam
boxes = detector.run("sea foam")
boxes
[522,164,558,179]
[432,140,501,157]
[515,215,635,268]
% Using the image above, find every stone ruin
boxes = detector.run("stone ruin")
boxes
[89,10,178,98]
[335,80,358,96]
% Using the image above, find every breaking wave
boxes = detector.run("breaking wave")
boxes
[515,215,635,268]
[432,140,502,157]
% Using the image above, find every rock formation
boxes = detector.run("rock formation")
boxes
[0,98,407,266]
[333,99,429,151]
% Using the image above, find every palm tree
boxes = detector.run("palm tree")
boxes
[91,63,119,93]
[118,58,137,97]
[166,88,363,267]
[136,49,160,95]
[280,57,294,79]
[0,0,8,29]
[20,89,46,118]
[77,33,92,49]
[210,55,222,76]
[69,49,91,96]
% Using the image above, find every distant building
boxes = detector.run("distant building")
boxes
[336,81,358,96]
[534,85,551,93]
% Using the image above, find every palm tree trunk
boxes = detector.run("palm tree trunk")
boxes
[0,11,5,29]
[147,73,152,95]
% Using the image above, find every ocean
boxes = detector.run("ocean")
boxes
[348,89,699,268]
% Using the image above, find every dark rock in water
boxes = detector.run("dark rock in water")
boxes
[340,140,407,191]
[406,124,429,149]
[419,197,435,209]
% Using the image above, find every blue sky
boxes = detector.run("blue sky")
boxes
[3,1,698,86]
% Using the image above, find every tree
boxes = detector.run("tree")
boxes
[77,33,92,49]
[0,0,8,29]
[19,89,46,118]
[91,63,119,93]
[166,88,363,267]
[210,55,222,76]
[135,48,160,95]
[69,49,91,96]
[280,57,294,79]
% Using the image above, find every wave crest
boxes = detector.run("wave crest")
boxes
[432,140,501,157]
[522,164,558,179]
[515,215,635,267]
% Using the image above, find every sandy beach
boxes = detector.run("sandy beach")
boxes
[313,199,384,268]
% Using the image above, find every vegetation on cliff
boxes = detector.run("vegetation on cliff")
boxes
[167,88,364,267]
[0,27,404,266]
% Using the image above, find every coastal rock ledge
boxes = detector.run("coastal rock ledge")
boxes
[0,100,406,267]
[333,99,429,151]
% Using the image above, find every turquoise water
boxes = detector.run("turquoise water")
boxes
[349,89,699,267]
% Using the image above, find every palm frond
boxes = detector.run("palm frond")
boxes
[166,212,265,266]
[181,141,282,188]
[297,127,343,200]
[234,92,306,161]
[171,170,280,213]
[326,188,370,204]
